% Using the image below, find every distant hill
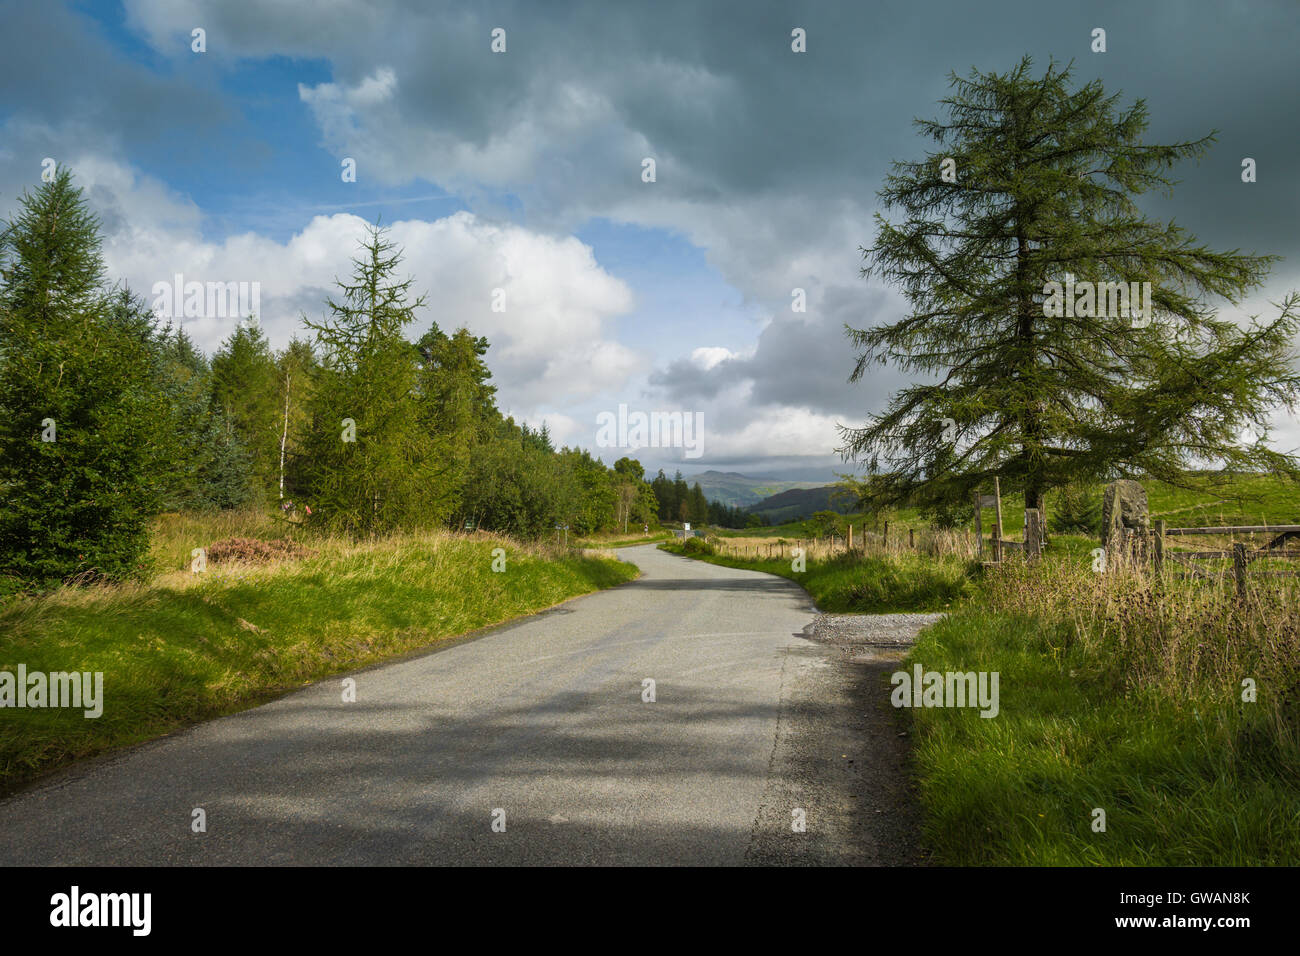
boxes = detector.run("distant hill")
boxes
[745,485,855,524]
[690,470,824,508]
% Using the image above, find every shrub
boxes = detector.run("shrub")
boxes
[683,536,715,556]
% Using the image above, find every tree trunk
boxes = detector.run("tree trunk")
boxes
[278,371,291,501]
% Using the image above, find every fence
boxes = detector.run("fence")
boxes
[1147,520,1300,594]
[705,524,976,562]
[973,477,1043,564]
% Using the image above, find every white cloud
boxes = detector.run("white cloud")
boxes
[689,346,736,370]
[36,152,640,420]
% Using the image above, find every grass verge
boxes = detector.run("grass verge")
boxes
[659,540,974,612]
[575,530,674,549]
[0,521,637,792]
[907,559,1300,864]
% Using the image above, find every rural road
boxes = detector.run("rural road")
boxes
[0,545,938,866]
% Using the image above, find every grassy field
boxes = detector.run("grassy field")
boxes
[660,536,976,612]
[909,560,1300,865]
[668,472,1300,865]
[574,529,674,549]
[0,511,637,792]
[712,473,1300,541]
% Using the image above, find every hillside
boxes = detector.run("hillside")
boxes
[713,472,1300,539]
[690,470,824,508]
[745,485,855,524]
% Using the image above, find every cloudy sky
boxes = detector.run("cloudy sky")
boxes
[1,0,1297,481]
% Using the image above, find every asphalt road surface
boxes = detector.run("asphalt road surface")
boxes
[0,545,938,866]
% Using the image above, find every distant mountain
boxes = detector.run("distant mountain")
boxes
[690,470,824,508]
[745,485,855,524]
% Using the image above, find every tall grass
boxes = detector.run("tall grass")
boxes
[704,527,977,563]
[662,533,976,612]
[0,513,637,791]
[908,555,1300,864]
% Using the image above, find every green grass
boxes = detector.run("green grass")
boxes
[0,521,637,791]
[574,530,674,549]
[907,602,1300,865]
[660,541,974,612]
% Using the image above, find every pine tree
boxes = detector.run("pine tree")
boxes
[416,323,499,520]
[841,57,1300,530]
[462,417,562,537]
[689,482,707,524]
[1049,480,1102,535]
[211,321,279,502]
[155,327,253,512]
[672,471,689,522]
[650,469,674,521]
[0,168,168,585]
[299,223,442,535]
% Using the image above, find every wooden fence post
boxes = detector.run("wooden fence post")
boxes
[1233,543,1248,597]
[974,493,984,561]
[1025,508,1043,563]
[993,477,1004,564]
[1153,519,1165,575]
[909,528,915,549]
[847,524,853,551]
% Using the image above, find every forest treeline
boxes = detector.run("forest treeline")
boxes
[0,170,739,591]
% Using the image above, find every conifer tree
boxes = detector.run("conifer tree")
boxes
[211,320,279,501]
[841,58,1300,528]
[157,327,252,511]
[416,323,499,519]
[299,223,443,534]
[0,168,166,585]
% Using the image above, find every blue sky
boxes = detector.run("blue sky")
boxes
[2,0,1298,480]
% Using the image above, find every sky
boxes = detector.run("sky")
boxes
[1,0,1297,482]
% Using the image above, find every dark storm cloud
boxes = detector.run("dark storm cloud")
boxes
[147,0,1299,253]
[6,0,1296,466]
[0,1,232,154]
[648,283,913,420]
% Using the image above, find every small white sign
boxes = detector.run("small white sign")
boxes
[684,523,691,531]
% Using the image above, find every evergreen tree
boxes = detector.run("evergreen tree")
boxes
[462,417,562,537]
[520,421,554,454]
[688,482,708,524]
[154,325,252,511]
[211,320,279,502]
[672,471,689,522]
[0,169,167,585]
[299,223,443,535]
[650,469,675,521]
[841,58,1300,530]
[1049,480,1103,535]
[416,323,499,519]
